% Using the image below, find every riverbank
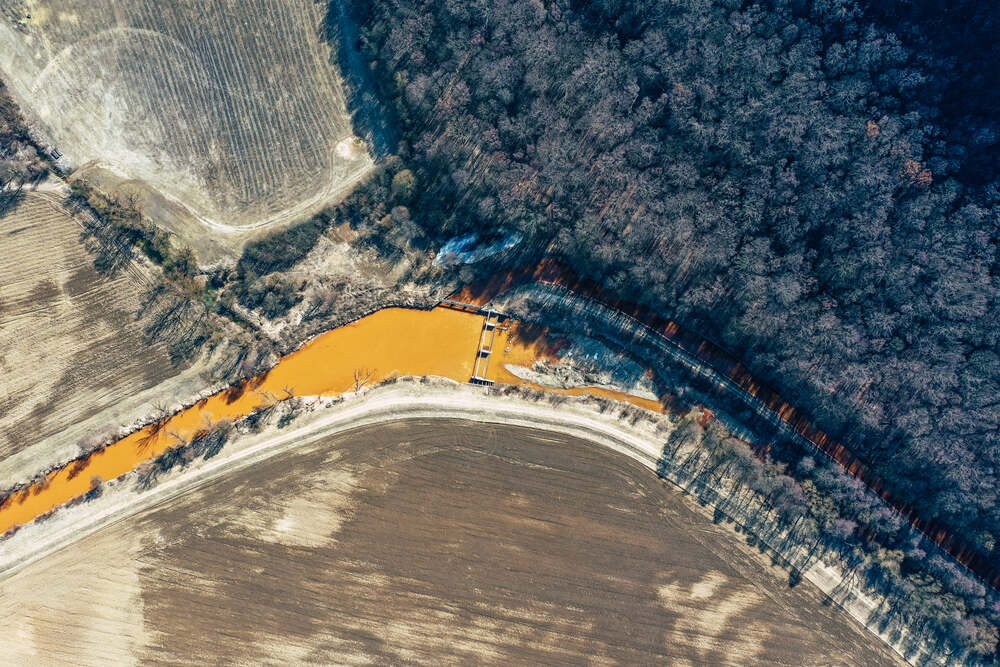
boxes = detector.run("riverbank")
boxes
[0,301,677,534]
[0,306,487,533]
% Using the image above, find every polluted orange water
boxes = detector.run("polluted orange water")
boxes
[0,307,484,534]
[0,305,666,534]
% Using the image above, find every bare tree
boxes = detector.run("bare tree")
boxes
[165,428,188,450]
[152,400,171,421]
[85,476,104,502]
[354,367,374,392]
[0,170,24,213]
[77,426,118,456]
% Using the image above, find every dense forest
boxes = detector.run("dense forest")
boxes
[343,0,1000,657]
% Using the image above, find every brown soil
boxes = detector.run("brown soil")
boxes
[0,0,371,245]
[0,193,180,466]
[2,419,900,665]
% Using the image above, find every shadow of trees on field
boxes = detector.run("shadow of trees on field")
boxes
[654,431,972,665]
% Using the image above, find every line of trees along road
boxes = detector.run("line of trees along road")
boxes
[0,81,49,206]
[342,0,1000,659]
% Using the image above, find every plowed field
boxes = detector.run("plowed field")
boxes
[0,0,370,234]
[0,419,900,665]
[0,193,183,478]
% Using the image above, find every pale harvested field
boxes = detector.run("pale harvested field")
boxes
[1,419,900,665]
[0,193,180,471]
[0,0,370,238]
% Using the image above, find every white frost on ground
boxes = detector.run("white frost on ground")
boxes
[433,232,522,266]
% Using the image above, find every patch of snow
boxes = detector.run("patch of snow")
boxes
[433,231,522,266]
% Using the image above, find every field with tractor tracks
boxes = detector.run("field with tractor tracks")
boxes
[0,191,211,486]
[0,419,901,665]
[0,0,371,245]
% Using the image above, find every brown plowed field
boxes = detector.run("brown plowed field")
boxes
[0,193,179,468]
[0,0,370,236]
[1,419,900,665]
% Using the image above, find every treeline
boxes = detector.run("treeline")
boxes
[344,0,1000,658]
[69,180,195,279]
[66,178,281,380]
[65,173,386,378]
[0,80,48,209]
[238,216,326,276]
[663,412,998,660]
[509,271,1000,660]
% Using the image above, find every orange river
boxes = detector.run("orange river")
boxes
[0,306,666,534]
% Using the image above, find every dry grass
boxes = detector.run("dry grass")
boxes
[0,0,371,245]
[1,419,901,665]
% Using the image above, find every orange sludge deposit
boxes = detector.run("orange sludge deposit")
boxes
[0,306,665,534]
